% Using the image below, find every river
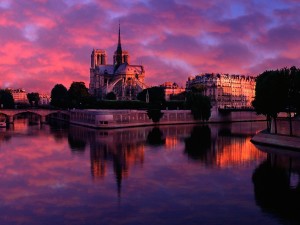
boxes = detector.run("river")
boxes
[0,118,299,225]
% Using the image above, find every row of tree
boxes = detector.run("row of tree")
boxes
[252,66,300,134]
[50,82,212,122]
[51,82,90,109]
[0,89,41,109]
[125,86,211,121]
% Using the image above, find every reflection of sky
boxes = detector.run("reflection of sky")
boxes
[0,121,282,225]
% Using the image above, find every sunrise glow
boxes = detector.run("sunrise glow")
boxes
[1,0,299,93]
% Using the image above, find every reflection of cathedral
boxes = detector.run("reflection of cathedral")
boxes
[89,25,147,100]
[68,125,146,195]
[64,122,266,197]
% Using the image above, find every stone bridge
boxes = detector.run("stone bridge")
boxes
[0,109,70,123]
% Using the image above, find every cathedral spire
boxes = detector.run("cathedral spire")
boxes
[114,22,123,67]
[117,22,122,53]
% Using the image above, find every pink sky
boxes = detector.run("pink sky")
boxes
[0,0,300,93]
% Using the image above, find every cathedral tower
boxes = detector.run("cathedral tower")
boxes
[91,49,107,68]
[89,24,146,100]
[113,24,129,67]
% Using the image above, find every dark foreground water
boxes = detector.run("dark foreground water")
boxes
[0,119,299,225]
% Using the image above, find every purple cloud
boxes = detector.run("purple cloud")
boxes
[0,0,299,93]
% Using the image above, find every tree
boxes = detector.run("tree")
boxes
[252,69,289,133]
[186,92,212,121]
[138,87,165,122]
[106,92,117,100]
[68,82,90,108]
[252,66,300,135]
[170,91,186,101]
[0,89,14,109]
[289,66,300,114]
[50,84,68,108]
[137,87,165,104]
[147,109,164,122]
[27,92,40,106]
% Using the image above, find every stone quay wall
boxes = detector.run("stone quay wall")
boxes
[68,108,266,129]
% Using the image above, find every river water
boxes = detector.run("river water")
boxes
[0,118,299,225]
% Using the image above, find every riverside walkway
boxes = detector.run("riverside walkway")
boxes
[251,132,300,150]
[251,118,300,150]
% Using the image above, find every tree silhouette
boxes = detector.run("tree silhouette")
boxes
[27,92,40,106]
[137,87,165,104]
[147,109,164,122]
[186,92,211,121]
[252,69,289,133]
[0,89,14,109]
[50,84,68,109]
[68,82,90,108]
[289,66,300,114]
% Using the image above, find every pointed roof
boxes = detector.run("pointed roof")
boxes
[116,23,122,53]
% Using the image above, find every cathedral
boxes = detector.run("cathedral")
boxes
[89,25,147,100]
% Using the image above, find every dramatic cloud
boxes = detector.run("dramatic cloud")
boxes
[0,0,300,93]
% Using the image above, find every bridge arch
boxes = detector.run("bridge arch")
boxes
[0,109,70,124]
[13,111,42,117]
[47,111,70,121]
[0,112,9,122]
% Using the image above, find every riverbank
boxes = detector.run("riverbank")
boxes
[66,109,266,129]
[251,131,300,150]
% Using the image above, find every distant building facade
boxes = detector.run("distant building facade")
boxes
[186,73,256,109]
[9,88,28,104]
[39,94,51,105]
[160,82,185,100]
[89,25,147,100]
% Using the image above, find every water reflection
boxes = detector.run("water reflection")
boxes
[1,120,284,225]
[65,125,147,195]
[0,121,267,174]
[184,123,265,167]
[253,145,300,225]
[146,127,166,146]
[68,136,87,152]
[184,125,211,161]
[48,119,69,141]
[0,128,11,143]
[55,122,266,195]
